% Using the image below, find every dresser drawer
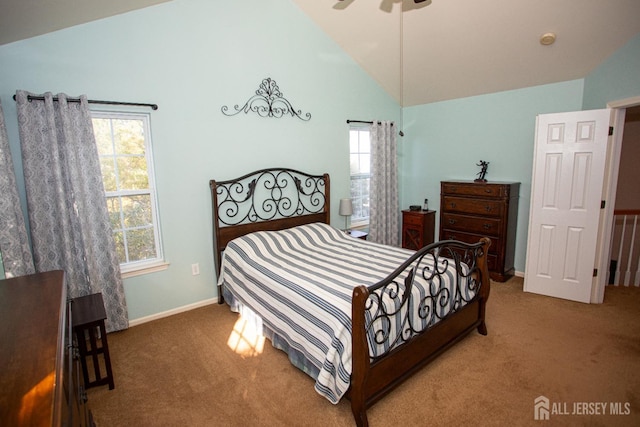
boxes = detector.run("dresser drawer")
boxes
[442,196,504,218]
[440,229,499,255]
[403,211,425,226]
[441,182,507,198]
[439,237,498,271]
[441,213,502,236]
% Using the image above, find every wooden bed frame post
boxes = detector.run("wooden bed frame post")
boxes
[209,179,224,304]
[351,285,371,427]
[476,237,491,335]
[322,173,331,226]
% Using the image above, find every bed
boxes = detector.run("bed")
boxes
[210,168,490,427]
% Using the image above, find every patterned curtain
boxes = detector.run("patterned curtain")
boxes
[16,91,128,332]
[368,121,400,246]
[0,99,35,278]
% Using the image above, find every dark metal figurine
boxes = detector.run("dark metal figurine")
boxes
[475,160,489,182]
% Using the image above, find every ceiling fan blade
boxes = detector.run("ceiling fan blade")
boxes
[334,0,355,10]
[336,0,431,10]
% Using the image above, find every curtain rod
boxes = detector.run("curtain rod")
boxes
[347,119,403,136]
[12,94,158,110]
[346,120,394,126]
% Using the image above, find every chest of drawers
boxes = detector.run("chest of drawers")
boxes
[439,180,520,282]
[0,271,94,426]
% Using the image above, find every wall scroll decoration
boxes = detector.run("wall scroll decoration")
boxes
[221,77,311,121]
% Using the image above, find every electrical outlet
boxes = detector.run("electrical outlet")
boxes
[191,263,200,275]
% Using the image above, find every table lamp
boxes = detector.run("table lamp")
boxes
[339,198,353,233]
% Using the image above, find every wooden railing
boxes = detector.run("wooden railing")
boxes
[609,209,640,286]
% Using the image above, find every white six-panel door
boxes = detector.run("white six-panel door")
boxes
[524,109,611,303]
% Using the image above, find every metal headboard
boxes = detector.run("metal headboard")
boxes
[210,168,330,303]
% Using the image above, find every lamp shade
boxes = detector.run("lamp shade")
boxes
[339,198,353,216]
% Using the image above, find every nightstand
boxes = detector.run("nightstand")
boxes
[72,293,115,390]
[348,230,368,240]
[402,209,435,250]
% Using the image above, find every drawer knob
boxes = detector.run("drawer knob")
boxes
[80,385,88,403]
[448,219,456,225]
[450,203,456,208]
[485,189,492,193]
[485,205,492,212]
[483,223,492,230]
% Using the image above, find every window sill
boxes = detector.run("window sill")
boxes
[121,261,170,279]
[351,222,369,232]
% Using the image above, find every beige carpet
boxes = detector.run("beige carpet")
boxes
[88,277,640,426]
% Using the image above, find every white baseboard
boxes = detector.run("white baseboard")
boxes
[127,270,525,327]
[128,297,217,327]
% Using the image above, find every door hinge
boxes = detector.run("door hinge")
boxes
[609,126,614,136]
[593,268,598,277]
[601,200,606,209]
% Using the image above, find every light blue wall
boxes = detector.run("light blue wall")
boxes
[400,80,585,274]
[1,0,638,317]
[399,32,640,277]
[0,0,399,319]
[583,34,640,109]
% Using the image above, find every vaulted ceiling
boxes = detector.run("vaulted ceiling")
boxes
[0,0,171,47]
[292,0,640,105]
[1,0,639,106]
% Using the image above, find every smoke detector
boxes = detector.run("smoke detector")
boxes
[540,32,556,46]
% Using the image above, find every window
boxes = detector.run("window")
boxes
[92,112,164,276]
[349,126,371,227]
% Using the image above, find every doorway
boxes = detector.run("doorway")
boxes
[608,106,640,286]
[594,97,640,302]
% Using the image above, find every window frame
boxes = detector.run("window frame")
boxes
[91,110,166,278]
[349,124,371,228]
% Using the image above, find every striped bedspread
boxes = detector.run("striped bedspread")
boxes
[218,222,474,404]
